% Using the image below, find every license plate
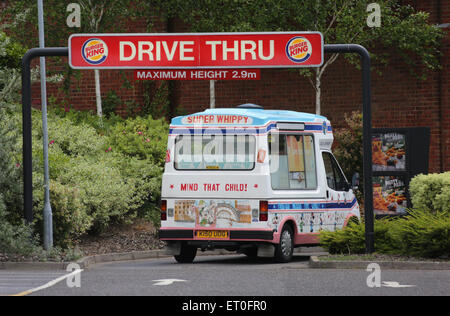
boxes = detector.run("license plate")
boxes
[196,230,228,239]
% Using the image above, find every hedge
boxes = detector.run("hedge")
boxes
[320,209,450,258]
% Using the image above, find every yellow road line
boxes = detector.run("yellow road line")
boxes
[8,269,83,296]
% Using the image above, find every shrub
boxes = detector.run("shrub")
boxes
[0,104,23,225]
[35,181,93,246]
[388,209,450,258]
[2,103,167,247]
[0,200,42,259]
[107,115,169,167]
[30,109,166,244]
[31,113,107,157]
[333,111,363,181]
[108,153,163,223]
[319,218,394,255]
[409,172,450,213]
[320,209,450,258]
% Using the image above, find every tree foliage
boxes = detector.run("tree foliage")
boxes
[1,0,166,47]
[165,0,444,112]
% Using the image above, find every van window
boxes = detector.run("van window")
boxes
[269,134,317,190]
[174,135,255,170]
[322,152,347,191]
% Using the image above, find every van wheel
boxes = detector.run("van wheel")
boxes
[174,243,197,263]
[275,226,294,263]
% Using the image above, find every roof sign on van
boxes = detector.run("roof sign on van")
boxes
[181,114,253,125]
[276,122,305,131]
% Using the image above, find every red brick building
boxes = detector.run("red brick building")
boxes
[25,0,449,173]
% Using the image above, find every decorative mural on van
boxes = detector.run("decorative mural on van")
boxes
[268,210,352,233]
[174,200,253,228]
[267,199,358,233]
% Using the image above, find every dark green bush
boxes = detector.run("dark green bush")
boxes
[388,209,450,258]
[320,209,450,258]
[333,111,363,181]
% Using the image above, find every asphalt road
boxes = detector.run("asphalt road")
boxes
[23,254,450,297]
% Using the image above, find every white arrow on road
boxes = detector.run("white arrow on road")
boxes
[152,279,187,286]
[382,281,416,288]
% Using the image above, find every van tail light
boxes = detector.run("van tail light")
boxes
[259,200,268,221]
[160,200,167,221]
[165,149,171,163]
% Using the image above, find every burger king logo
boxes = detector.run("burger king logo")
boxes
[82,39,108,65]
[286,37,312,63]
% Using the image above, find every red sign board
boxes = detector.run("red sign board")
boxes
[134,69,260,81]
[69,32,323,69]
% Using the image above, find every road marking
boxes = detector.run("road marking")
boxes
[382,281,416,288]
[10,269,83,296]
[152,279,187,286]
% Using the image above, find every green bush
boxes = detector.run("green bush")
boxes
[388,209,450,258]
[0,106,23,224]
[333,111,363,181]
[319,218,394,255]
[409,172,450,213]
[28,109,167,246]
[0,196,42,259]
[2,90,167,248]
[107,115,169,167]
[0,31,27,69]
[320,209,450,258]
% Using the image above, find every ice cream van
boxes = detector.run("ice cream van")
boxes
[159,104,360,263]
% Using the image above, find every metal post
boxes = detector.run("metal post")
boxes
[37,0,53,250]
[21,47,69,224]
[210,80,216,109]
[324,44,374,253]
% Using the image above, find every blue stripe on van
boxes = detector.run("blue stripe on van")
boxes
[268,198,357,211]
[169,123,331,135]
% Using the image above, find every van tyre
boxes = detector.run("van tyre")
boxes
[275,226,294,263]
[174,243,197,263]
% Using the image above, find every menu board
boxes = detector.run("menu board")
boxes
[371,127,430,217]
[372,132,406,171]
[373,176,408,215]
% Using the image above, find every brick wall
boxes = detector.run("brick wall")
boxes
[27,0,449,173]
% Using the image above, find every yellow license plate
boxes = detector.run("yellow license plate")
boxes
[196,230,228,239]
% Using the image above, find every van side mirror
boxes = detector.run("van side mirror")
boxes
[351,173,360,191]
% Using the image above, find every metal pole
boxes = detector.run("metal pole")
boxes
[324,44,374,253]
[210,80,216,109]
[22,47,68,225]
[37,0,53,250]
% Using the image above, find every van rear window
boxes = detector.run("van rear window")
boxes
[174,135,256,170]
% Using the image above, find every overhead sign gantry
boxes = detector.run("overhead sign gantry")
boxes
[22,32,374,253]
[68,32,324,69]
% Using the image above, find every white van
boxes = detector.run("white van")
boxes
[159,104,360,263]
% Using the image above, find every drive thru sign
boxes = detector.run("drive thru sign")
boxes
[69,32,323,69]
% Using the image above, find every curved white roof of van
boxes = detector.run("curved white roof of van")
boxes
[171,104,330,127]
